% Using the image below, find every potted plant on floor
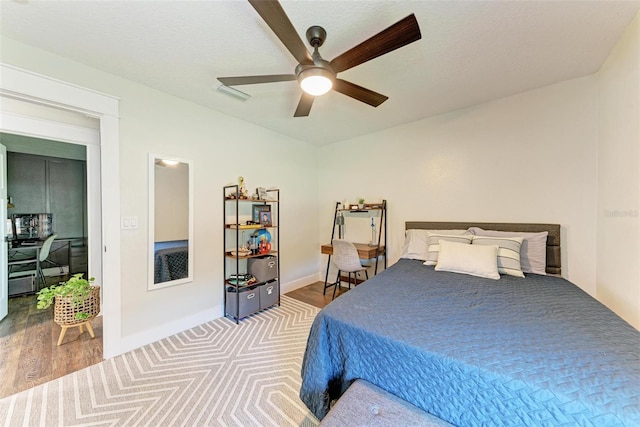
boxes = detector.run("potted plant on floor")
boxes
[36,274,100,345]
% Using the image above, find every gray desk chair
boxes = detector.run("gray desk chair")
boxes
[331,239,369,300]
[8,234,58,290]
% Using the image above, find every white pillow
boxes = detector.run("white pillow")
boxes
[400,229,471,261]
[435,240,500,280]
[468,227,548,275]
[472,235,524,277]
[423,232,473,266]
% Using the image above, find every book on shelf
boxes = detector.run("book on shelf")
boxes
[227,224,262,229]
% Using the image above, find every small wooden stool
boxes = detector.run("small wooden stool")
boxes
[57,319,96,346]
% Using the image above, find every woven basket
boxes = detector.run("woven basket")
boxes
[53,286,100,326]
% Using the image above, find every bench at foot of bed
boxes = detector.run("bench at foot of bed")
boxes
[319,379,453,427]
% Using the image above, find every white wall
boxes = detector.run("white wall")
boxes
[1,36,320,351]
[597,12,640,329]
[319,76,599,296]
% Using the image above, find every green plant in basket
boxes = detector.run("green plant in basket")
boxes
[37,274,96,320]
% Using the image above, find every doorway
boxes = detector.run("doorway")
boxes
[1,62,122,361]
[0,133,101,398]
[5,135,91,288]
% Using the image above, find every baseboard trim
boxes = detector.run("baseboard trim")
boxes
[119,304,222,355]
[280,273,321,294]
[118,275,319,355]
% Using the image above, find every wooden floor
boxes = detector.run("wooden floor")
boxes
[0,273,104,400]
[285,279,340,309]
[0,279,337,399]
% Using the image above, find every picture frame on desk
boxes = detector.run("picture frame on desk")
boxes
[259,210,272,227]
[252,204,270,223]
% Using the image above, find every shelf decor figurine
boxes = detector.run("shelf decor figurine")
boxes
[238,176,250,199]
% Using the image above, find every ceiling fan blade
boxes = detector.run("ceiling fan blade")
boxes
[294,92,314,117]
[217,74,296,86]
[330,14,421,74]
[248,0,313,65]
[333,79,388,107]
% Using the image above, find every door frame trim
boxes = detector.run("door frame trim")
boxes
[0,63,122,358]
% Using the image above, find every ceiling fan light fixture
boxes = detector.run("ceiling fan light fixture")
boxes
[224,3,422,116]
[298,67,334,96]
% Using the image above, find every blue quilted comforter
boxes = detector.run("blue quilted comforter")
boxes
[300,259,640,426]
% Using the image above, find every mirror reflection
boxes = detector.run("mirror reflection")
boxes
[149,155,193,290]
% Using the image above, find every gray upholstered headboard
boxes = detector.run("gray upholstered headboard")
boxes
[405,221,561,275]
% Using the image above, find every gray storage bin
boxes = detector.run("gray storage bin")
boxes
[248,255,278,283]
[226,286,260,319]
[259,280,279,309]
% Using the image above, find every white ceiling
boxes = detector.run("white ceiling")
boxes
[1,1,639,146]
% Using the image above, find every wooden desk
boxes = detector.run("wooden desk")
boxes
[8,239,74,294]
[321,243,385,259]
[9,244,42,267]
[321,242,386,293]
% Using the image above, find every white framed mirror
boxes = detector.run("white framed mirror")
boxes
[148,154,193,290]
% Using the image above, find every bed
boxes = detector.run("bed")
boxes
[300,222,640,426]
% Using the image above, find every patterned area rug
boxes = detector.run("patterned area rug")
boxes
[0,296,320,426]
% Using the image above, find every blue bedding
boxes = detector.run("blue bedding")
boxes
[300,259,640,426]
[154,240,188,283]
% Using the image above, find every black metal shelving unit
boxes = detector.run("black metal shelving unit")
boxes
[223,185,280,323]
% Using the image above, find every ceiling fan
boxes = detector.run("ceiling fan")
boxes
[217,0,421,117]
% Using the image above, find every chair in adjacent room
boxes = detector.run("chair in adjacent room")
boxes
[8,234,58,290]
[331,239,369,299]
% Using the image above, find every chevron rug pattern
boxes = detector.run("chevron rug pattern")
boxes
[0,295,320,427]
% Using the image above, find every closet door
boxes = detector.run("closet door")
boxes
[7,154,47,213]
[48,158,86,239]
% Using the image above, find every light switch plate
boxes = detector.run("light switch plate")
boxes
[121,216,139,229]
